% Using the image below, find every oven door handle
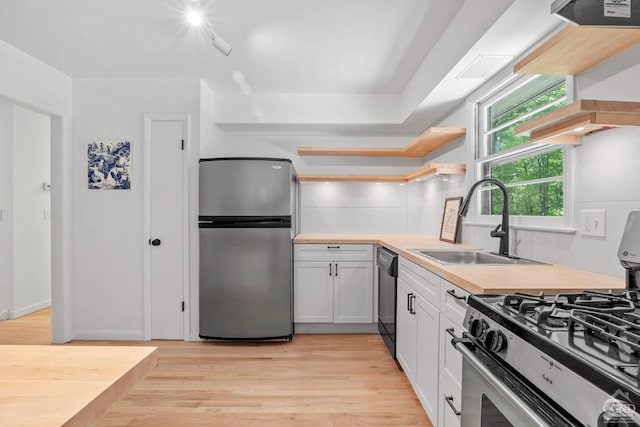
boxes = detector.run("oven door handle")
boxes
[454,341,550,427]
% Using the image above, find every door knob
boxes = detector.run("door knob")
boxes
[149,238,161,246]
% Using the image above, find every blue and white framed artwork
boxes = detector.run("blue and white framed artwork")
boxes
[88,140,131,190]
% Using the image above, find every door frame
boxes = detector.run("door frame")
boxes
[142,114,190,341]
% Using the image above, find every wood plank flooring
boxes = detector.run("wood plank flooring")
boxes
[0,310,432,426]
[0,307,51,344]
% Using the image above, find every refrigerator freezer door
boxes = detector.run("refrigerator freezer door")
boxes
[199,158,294,217]
[199,227,293,339]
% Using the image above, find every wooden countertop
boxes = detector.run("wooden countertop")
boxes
[294,234,625,294]
[0,345,158,427]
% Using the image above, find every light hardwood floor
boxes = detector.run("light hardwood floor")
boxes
[0,310,432,426]
[0,307,51,344]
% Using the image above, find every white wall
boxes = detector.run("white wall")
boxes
[12,105,51,318]
[0,97,13,320]
[0,40,72,342]
[72,78,202,340]
[188,81,220,339]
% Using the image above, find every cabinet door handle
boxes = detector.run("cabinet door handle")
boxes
[447,289,467,302]
[407,292,413,313]
[327,245,341,249]
[445,396,462,416]
[329,263,332,276]
[335,263,338,276]
[409,294,416,315]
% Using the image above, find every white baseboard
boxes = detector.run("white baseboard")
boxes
[294,323,378,334]
[0,309,9,320]
[73,330,146,341]
[9,299,51,319]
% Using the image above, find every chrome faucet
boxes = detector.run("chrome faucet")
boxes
[458,178,510,257]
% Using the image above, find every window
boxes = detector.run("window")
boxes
[477,75,567,220]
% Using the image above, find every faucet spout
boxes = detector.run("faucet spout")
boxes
[459,178,510,257]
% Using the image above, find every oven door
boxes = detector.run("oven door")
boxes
[456,342,579,427]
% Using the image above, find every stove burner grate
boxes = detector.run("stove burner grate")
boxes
[500,291,640,330]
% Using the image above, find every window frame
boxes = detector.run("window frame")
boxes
[471,73,575,229]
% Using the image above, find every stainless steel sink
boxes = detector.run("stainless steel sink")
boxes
[412,249,546,265]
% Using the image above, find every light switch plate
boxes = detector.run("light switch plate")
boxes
[580,209,606,237]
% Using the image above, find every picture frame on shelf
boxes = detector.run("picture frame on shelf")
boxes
[440,197,463,243]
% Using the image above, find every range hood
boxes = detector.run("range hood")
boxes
[552,0,640,27]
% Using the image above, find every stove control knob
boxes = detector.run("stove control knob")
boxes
[485,330,506,353]
[469,318,488,338]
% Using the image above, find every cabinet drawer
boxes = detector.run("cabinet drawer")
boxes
[294,244,373,262]
[439,314,465,390]
[399,257,440,308]
[440,280,470,327]
[438,375,462,427]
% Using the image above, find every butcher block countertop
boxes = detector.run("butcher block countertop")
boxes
[294,234,625,294]
[0,345,158,427]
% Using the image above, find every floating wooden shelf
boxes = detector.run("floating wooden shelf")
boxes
[298,163,466,183]
[297,127,466,157]
[514,26,640,75]
[514,99,640,144]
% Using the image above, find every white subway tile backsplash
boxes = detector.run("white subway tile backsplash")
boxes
[353,182,407,207]
[407,182,424,209]
[442,175,466,199]
[354,208,407,234]
[562,201,640,277]
[300,208,354,233]
[529,232,573,267]
[408,207,427,235]
[512,229,533,259]
[300,182,354,208]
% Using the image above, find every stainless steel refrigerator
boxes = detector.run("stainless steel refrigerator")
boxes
[198,158,296,340]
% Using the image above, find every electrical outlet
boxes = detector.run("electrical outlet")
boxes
[580,209,606,237]
[43,209,50,221]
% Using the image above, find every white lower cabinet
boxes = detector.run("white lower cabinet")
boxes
[397,256,469,427]
[415,292,440,422]
[396,277,417,380]
[439,314,464,390]
[396,276,439,424]
[293,261,334,322]
[438,376,462,427]
[294,244,373,324]
[333,261,373,323]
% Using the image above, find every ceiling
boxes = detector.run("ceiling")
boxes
[0,0,465,93]
[0,0,562,130]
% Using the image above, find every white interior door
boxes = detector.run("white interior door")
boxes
[149,118,185,339]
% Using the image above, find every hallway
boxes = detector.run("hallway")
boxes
[0,307,51,345]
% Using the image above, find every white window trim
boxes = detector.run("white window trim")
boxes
[462,72,576,233]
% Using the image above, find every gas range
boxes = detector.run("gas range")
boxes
[462,290,640,426]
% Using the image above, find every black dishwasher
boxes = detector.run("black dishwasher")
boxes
[377,247,398,359]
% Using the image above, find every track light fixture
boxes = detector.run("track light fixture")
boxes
[187,0,232,56]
